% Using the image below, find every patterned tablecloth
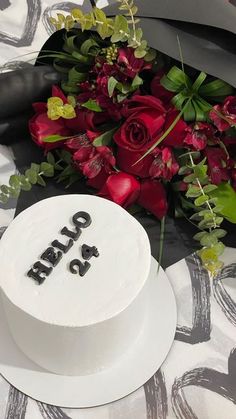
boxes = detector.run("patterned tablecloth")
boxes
[1,1,236,418]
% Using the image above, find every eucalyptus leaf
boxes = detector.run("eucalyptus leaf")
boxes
[93,127,117,147]
[82,99,102,112]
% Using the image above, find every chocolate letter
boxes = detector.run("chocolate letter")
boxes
[69,259,91,277]
[61,226,81,241]
[81,244,99,260]
[27,262,52,285]
[41,247,62,267]
[72,211,91,229]
[52,238,73,253]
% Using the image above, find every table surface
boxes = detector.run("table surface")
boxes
[1,1,236,418]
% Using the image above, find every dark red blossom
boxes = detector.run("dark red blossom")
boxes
[209,96,236,132]
[204,147,230,184]
[117,47,151,79]
[149,147,179,180]
[184,122,217,150]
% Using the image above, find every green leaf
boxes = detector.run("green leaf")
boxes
[40,162,54,177]
[108,76,119,97]
[211,229,227,239]
[200,234,218,247]
[93,127,117,147]
[82,98,102,112]
[183,174,196,183]
[1,185,9,194]
[47,152,55,166]
[20,180,32,191]
[131,74,143,89]
[42,134,68,143]
[194,164,207,178]
[186,186,201,198]
[80,38,99,56]
[144,48,156,62]
[25,169,37,185]
[30,163,40,174]
[0,193,8,204]
[194,194,209,207]
[59,150,72,164]
[9,175,20,188]
[194,231,207,241]
[37,175,46,187]
[134,48,146,58]
[68,66,87,83]
[210,182,236,223]
[211,241,225,256]
[203,184,218,194]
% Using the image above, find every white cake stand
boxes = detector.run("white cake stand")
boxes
[0,257,177,408]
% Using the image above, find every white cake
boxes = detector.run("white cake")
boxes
[0,194,151,375]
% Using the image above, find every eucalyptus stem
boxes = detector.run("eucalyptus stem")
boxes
[188,154,217,229]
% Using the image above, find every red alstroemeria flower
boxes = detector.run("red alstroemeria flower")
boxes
[209,96,236,132]
[204,147,230,184]
[98,172,140,208]
[149,147,179,180]
[117,47,151,79]
[138,179,168,219]
[184,122,217,151]
[78,146,116,179]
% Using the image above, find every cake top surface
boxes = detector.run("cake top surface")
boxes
[0,194,150,326]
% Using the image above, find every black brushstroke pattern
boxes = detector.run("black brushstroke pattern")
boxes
[171,348,236,419]
[37,402,71,419]
[4,387,28,419]
[213,263,236,327]
[0,0,11,11]
[42,1,92,35]
[144,369,168,419]
[0,61,33,71]
[0,0,41,47]
[175,253,211,344]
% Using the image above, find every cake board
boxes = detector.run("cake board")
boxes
[0,257,177,408]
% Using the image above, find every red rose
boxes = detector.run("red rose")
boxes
[114,95,166,177]
[204,147,230,184]
[138,179,167,219]
[161,110,188,148]
[29,107,71,151]
[87,168,110,190]
[151,70,174,106]
[98,172,140,208]
[29,86,74,150]
[209,96,236,132]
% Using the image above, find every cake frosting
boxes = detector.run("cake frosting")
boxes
[0,194,151,375]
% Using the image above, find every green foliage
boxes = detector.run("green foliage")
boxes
[160,66,233,122]
[82,99,102,112]
[0,151,81,204]
[49,2,155,61]
[93,127,118,146]
[179,152,227,276]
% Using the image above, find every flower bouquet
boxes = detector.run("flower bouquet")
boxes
[1,0,236,275]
